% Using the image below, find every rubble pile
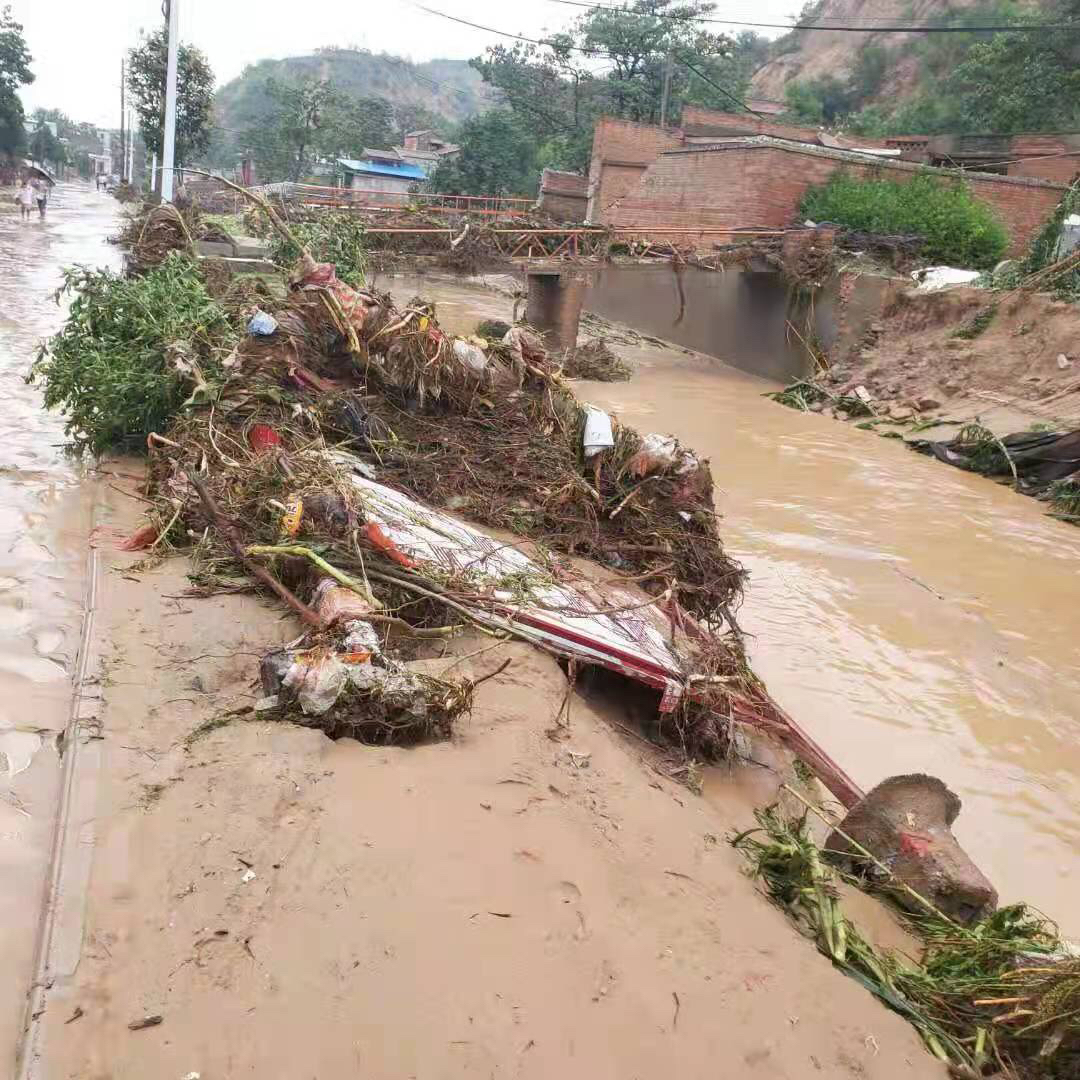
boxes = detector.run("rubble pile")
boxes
[57,194,751,756]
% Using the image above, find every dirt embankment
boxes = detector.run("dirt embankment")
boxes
[825,284,1080,428]
[26,469,942,1080]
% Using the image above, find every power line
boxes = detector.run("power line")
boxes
[414,4,760,115]
[676,53,759,115]
[539,0,1080,33]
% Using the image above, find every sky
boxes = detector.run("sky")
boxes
[13,0,801,129]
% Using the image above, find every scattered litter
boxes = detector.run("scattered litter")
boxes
[911,266,982,291]
[247,309,278,336]
[582,407,615,458]
[259,618,471,743]
[240,868,256,884]
[248,423,282,454]
[64,1006,84,1024]
[1057,353,1072,370]
[128,1015,164,1031]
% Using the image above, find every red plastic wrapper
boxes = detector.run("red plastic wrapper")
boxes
[248,423,282,455]
[364,522,417,569]
[118,523,158,551]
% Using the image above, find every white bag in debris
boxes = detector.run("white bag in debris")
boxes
[627,432,700,477]
[911,266,982,292]
[452,338,489,375]
[582,407,615,458]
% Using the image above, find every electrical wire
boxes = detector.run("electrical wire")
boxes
[539,0,1080,34]
[414,4,761,115]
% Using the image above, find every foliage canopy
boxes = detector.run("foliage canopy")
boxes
[33,254,237,456]
[800,171,1009,268]
[0,5,33,160]
[127,28,215,167]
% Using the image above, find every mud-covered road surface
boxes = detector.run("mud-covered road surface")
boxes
[0,183,119,1064]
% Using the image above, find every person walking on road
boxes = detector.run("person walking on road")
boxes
[33,180,48,219]
[17,178,34,220]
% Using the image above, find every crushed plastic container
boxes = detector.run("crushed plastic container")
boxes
[247,309,279,336]
[582,407,615,459]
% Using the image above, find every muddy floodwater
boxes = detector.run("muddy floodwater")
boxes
[0,184,120,1060]
[385,271,1080,936]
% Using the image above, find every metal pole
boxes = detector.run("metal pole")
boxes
[120,58,126,181]
[151,152,158,195]
[161,0,180,202]
[660,50,673,129]
[127,110,135,185]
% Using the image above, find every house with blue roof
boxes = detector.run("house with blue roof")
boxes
[338,148,428,205]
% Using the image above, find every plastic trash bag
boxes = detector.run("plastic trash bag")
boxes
[247,309,279,336]
[452,338,489,375]
[582,407,615,459]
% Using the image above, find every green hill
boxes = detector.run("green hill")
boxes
[215,47,493,145]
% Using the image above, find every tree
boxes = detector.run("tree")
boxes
[0,5,33,160]
[30,122,66,169]
[431,109,539,196]
[127,27,215,167]
[940,32,1080,133]
[243,77,394,182]
[390,102,444,144]
[472,1,741,174]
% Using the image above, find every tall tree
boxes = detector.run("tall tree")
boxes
[0,5,33,160]
[430,109,539,196]
[29,122,66,169]
[242,77,394,182]
[472,1,741,174]
[126,27,215,167]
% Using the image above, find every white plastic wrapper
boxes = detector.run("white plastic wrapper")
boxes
[452,338,489,375]
[582,407,615,458]
[911,266,982,292]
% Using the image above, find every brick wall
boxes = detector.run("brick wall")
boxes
[609,141,1066,257]
[680,106,890,149]
[587,117,682,222]
[1007,135,1080,185]
[681,105,821,145]
[538,169,588,222]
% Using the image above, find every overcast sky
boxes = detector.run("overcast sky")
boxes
[14,0,801,128]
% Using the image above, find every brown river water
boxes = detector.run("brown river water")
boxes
[0,184,121,1060]
[383,271,1080,936]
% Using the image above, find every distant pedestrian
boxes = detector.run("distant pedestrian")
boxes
[17,178,34,220]
[33,180,48,219]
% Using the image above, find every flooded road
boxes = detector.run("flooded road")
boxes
[0,183,120,1060]
[388,272,1080,936]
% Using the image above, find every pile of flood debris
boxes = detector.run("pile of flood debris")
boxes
[114,203,237,274]
[72,193,756,759]
[737,805,1080,1079]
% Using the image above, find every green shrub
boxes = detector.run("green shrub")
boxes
[32,253,237,455]
[800,171,1009,268]
[268,214,368,286]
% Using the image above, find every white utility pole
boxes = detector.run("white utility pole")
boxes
[151,152,158,195]
[127,109,135,185]
[161,0,180,202]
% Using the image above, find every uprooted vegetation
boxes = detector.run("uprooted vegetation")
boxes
[32,254,237,455]
[735,807,1080,1079]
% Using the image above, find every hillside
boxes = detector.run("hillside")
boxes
[216,47,494,137]
[750,0,1033,105]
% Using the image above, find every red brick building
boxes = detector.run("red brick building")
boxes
[537,169,589,222]
[586,109,1071,257]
